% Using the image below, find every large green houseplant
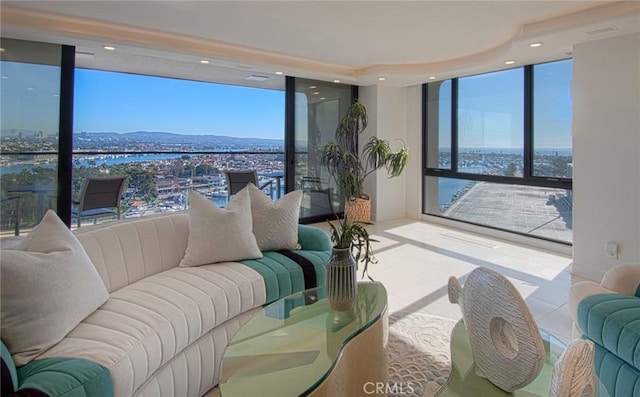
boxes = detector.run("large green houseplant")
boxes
[321,99,408,223]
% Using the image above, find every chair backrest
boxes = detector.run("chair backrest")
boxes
[78,176,127,212]
[301,176,324,191]
[301,176,334,214]
[225,170,258,196]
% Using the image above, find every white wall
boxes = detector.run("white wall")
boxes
[405,85,424,219]
[572,33,640,281]
[359,85,415,221]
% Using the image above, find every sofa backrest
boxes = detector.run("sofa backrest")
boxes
[73,212,189,293]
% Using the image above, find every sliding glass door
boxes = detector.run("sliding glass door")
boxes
[291,78,354,223]
[0,38,64,235]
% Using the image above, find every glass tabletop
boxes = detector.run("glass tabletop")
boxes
[220,282,387,397]
[436,320,611,397]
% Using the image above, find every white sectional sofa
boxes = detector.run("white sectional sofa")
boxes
[1,211,332,397]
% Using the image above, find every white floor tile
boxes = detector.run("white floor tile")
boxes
[316,217,574,342]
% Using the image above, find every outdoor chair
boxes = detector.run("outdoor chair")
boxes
[1,196,22,236]
[301,176,334,216]
[72,176,127,228]
[224,170,273,200]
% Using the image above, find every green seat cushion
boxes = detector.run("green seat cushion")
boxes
[240,250,329,304]
[17,357,113,397]
[577,293,640,370]
[593,342,640,397]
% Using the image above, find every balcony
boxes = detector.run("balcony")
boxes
[1,151,339,235]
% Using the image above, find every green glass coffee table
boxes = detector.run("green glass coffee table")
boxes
[436,320,610,396]
[220,282,388,397]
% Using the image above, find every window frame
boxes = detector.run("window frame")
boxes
[422,60,573,241]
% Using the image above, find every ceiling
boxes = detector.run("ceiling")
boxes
[1,1,639,88]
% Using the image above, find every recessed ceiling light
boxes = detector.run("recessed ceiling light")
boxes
[312,91,320,95]
[586,26,618,36]
[200,60,210,64]
[320,97,326,100]
[275,71,284,75]
[333,80,341,83]
[103,45,115,51]
[378,77,386,81]
[309,85,316,89]
[504,60,516,65]
[26,87,34,91]
[1,76,8,80]
[0,48,5,53]
[245,75,269,82]
[529,42,543,48]
[428,76,436,80]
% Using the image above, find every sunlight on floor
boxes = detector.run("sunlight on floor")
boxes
[315,217,574,343]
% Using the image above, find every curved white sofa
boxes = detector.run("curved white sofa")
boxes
[30,212,331,396]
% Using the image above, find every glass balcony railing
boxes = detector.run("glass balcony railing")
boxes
[1,153,58,235]
[2,149,345,234]
[71,151,286,224]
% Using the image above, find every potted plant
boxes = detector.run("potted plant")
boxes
[321,99,409,223]
[326,215,378,311]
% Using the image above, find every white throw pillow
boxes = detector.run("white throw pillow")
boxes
[246,183,302,251]
[0,210,109,366]
[180,189,262,267]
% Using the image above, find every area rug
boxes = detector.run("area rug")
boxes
[386,312,457,397]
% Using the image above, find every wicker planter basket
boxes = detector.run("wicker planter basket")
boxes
[344,196,371,223]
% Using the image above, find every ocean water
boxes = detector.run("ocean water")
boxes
[438,178,474,208]
[1,153,186,175]
[436,165,485,208]
[76,153,185,167]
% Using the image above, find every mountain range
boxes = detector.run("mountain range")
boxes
[74,131,283,146]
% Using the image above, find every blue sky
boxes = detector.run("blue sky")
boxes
[74,69,285,139]
[440,59,572,149]
[1,62,61,133]
[2,60,571,147]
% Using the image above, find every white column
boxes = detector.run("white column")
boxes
[359,85,411,221]
[572,33,640,281]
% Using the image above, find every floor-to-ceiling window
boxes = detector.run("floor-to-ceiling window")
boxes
[2,39,357,232]
[72,68,285,222]
[290,78,353,222]
[0,39,65,235]
[423,59,573,243]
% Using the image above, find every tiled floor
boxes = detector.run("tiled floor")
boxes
[313,217,579,344]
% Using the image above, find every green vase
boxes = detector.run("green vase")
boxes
[326,247,357,311]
